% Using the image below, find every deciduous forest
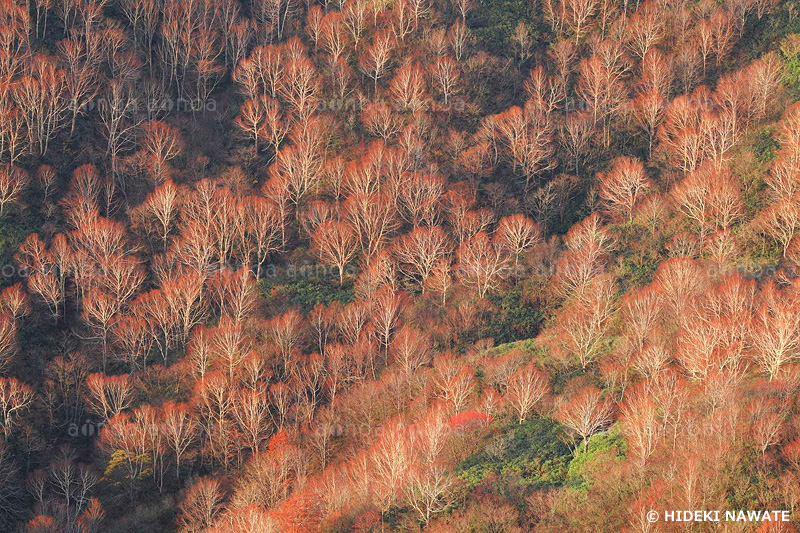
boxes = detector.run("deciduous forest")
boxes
[0,0,799,530]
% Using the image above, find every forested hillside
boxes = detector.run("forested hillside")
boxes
[0,0,799,530]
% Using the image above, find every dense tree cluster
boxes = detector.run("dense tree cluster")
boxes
[0,0,798,530]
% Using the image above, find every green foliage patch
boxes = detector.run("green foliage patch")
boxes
[456,418,571,491]
[471,0,534,56]
[259,271,354,312]
[753,128,780,164]
[565,425,627,491]
[482,285,544,344]
[611,223,663,293]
